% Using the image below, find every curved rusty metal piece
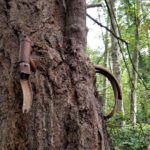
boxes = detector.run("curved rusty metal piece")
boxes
[20,79,32,113]
[94,65,122,120]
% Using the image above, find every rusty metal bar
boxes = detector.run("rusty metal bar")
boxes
[19,36,31,63]
[19,36,32,75]
[94,65,122,119]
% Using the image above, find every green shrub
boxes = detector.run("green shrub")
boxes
[107,122,150,150]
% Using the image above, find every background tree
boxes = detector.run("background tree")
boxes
[130,1,139,124]
[108,0,124,120]
[102,23,109,111]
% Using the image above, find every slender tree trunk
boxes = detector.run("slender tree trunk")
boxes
[146,30,150,56]
[103,21,109,112]
[130,36,138,124]
[109,0,124,115]
[130,0,140,125]
[141,1,150,56]
[130,17,139,125]
[0,0,113,149]
[103,46,108,111]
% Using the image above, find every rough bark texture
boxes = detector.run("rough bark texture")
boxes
[0,0,113,149]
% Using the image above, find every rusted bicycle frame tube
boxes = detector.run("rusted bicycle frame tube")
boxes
[18,36,34,113]
[19,36,37,74]
[19,36,32,75]
[94,65,122,119]
[19,36,31,63]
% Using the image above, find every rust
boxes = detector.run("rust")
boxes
[19,36,32,75]
[19,62,31,75]
[19,36,31,63]
[30,58,37,72]
[18,36,38,74]
[18,35,36,113]
[94,65,122,120]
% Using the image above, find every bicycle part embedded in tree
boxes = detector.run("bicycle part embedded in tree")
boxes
[94,65,122,120]
[18,36,36,113]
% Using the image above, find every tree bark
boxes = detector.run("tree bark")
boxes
[130,13,139,125]
[109,0,124,116]
[130,0,141,125]
[146,30,150,56]
[102,21,109,112]
[130,32,139,124]
[0,0,113,150]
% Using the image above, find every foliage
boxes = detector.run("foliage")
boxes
[107,123,150,150]
[87,47,102,64]
[87,0,150,149]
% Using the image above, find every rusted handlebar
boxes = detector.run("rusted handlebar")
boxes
[94,65,122,120]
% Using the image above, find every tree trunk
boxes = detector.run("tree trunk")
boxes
[130,35,138,124]
[109,0,124,115]
[103,21,109,112]
[130,16,139,125]
[130,0,140,125]
[146,30,150,56]
[0,0,113,149]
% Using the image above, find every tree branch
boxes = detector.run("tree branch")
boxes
[87,13,134,89]
[87,14,128,44]
[87,4,102,8]
[103,0,135,89]
[87,8,150,90]
[104,0,150,90]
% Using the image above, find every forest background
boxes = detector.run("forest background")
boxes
[86,0,150,149]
